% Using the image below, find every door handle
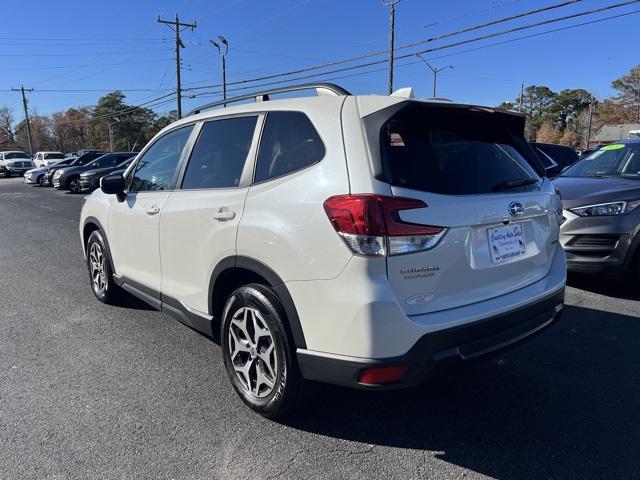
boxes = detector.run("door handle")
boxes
[146,205,161,215]
[212,208,236,222]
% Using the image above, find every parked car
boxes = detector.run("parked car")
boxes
[531,142,579,176]
[42,150,105,187]
[33,151,65,168]
[80,84,566,417]
[24,158,76,186]
[0,151,33,177]
[553,140,640,279]
[54,152,135,192]
[79,155,137,192]
[531,145,559,176]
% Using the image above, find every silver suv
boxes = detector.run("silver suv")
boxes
[80,84,566,417]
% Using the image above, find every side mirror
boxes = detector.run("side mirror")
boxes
[101,173,125,197]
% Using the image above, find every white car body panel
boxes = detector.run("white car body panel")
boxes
[107,192,169,291]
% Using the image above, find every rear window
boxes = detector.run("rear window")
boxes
[254,111,325,183]
[45,153,65,159]
[379,105,539,195]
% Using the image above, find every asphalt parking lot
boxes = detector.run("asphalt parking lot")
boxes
[1,177,639,480]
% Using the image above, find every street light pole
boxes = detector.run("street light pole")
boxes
[210,36,229,106]
[415,54,453,98]
[382,0,400,95]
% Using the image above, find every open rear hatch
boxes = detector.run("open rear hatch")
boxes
[366,101,558,315]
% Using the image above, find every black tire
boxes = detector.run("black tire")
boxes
[221,283,303,418]
[37,175,45,186]
[4,170,11,178]
[86,230,120,304]
[68,176,81,193]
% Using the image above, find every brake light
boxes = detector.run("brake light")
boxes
[323,194,446,256]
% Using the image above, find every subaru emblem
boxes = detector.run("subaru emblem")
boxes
[508,201,525,217]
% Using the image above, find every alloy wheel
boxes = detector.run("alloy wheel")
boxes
[69,178,81,193]
[228,306,278,398]
[89,242,106,294]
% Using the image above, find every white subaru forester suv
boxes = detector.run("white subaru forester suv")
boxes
[80,83,566,417]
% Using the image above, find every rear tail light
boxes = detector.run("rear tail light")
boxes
[358,364,409,385]
[323,194,446,256]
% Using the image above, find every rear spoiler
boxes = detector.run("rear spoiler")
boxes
[360,99,543,179]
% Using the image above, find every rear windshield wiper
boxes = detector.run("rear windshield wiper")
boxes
[491,177,538,192]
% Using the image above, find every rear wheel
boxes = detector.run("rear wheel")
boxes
[86,230,120,304]
[221,284,303,418]
[68,176,81,193]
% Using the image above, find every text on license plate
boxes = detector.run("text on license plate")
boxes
[488,223,526,263]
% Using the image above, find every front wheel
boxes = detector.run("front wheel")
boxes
[68,176,81,193]
[221,284,303,418]
[86,230,120,304]
[4,170,11,178]
[37,175,45,186]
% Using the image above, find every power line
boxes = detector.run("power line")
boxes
[0,88,176,93]
[183,0,584,92]
[186,6,640,101]
[191,0,639,94]
[0,48,172,57]
[43,94,178,126]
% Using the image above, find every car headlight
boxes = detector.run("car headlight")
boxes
[53,170,63,179]
[571,200,640,216]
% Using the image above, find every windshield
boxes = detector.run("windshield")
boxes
[379,105,539,195]
[562,143,640,179]
[45,153,65,159]
[5,152,28,159]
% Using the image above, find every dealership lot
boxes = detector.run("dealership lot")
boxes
[1,177,639,479]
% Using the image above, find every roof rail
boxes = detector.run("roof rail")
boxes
[187,82,351,116]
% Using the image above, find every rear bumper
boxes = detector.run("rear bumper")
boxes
[297,287,564,389]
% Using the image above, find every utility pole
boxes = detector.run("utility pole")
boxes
[157,14,197,119]
[586,94,594,150]
[11,86,34,155]
[519,82,525,113]
[382,0,400,95]
[415,54,453,98]
[635,73,640,124]
[210,36,229,106]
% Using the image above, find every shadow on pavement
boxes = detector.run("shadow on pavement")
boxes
[567,272,640,301]
[282,305,640,478]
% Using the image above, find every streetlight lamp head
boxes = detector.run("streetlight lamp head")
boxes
[218,35,228,45]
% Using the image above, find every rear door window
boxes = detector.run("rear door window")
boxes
[254,111,325,183]
[181,116,258,189]
[379,105,539,195]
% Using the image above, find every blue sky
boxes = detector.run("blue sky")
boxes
[0,0,638,117]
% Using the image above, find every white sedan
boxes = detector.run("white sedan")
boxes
[24,159,72,186]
